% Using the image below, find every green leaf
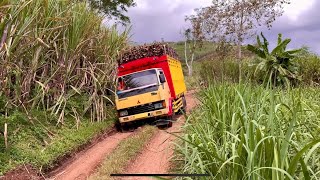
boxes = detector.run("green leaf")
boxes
[277,33,282,45]
[257,35,262,47]
[271,39,291,56]
[247,45,266,58]
[286,49,302,55]
[287,139,320,177]
[299,158,311,180]
[260,32,269,54]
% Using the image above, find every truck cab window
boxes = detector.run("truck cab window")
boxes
[117,78,125,91]
[117,69,158,91]
[159,70,166,83]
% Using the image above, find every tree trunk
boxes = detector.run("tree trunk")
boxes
[188,65,193,76]
[237,43,242,60]
[237,42,242,83]
[184,41,188,65]
[184,41,192,76]
[189,50,195,76]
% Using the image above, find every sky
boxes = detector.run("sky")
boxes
[117,0,320,53]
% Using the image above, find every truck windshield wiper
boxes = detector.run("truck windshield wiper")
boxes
[136,84,158,93]
[118,83,158,94]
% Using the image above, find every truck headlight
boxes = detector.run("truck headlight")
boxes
[154,101,166,109]
[119,110,128,117]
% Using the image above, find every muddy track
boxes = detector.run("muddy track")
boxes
[46,90,198,180]
[47,131,134,180]
[121,91,198,180]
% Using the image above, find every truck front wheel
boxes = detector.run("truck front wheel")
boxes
[115,121,122,132]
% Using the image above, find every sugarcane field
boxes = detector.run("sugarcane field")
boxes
[1,0,320,180]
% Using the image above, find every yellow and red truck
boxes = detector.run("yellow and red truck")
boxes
[115,54,187,130]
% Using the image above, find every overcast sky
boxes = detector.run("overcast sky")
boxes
[119,0,320,53]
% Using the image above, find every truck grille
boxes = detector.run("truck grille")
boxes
[119,101,164,116]
[127,103,156,115]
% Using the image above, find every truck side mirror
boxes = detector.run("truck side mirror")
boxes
[159,74,166,83]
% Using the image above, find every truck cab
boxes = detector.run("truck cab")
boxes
[115,55,187,129]
[116,68,171,123]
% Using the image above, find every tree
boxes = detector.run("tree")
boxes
[247,33,301,86]
[187,0,290,60]
[86,0,136,23]
[183,17,204,76]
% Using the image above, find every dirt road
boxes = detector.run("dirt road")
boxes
[48,91,198,180]
[121,91,198,180]
[48,132,134,180]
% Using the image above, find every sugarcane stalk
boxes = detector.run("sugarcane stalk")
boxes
[4,123,8,149]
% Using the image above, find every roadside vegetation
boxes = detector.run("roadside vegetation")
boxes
[0,0,128,175]
[175,32,320,180]
[177,83,320,179]
[173,1,320,177]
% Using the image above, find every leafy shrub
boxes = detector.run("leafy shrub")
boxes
[247,33,301,87]
[199,58,255,85]
[295,48,320,86]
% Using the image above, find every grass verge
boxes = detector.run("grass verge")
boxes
[0,110,115,175]
[90,126,157,180]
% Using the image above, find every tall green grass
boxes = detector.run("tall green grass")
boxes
[0,0,128,123]
[199,58,257,84]
[0,0,128,174]
[199,51,320,88]
[296,53,320,86]
[176,83,320,179]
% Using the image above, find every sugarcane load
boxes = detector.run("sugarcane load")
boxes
[118,43,180,64]
[114,43,187,131]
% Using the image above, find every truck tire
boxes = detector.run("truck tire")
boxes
[182,96,187,113]
[167,120,173,128]
[117,122,129,132]
[177,96,187,114]
[115,121,122,132]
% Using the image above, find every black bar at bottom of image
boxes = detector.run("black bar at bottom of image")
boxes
[110,174,210,177]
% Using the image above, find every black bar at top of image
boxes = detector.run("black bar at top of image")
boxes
[110,174,210,177]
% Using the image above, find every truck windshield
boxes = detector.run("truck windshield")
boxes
[118,69,158,91]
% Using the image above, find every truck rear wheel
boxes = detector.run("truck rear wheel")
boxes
[177,96,187,114]
[182,96,187,113]
[167,120,173,127]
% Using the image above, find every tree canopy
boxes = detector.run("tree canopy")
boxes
[187,0,290,59]
[86,0,136,23]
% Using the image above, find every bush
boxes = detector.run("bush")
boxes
[247,33,301,87]
[199,58,256,85]
[296,52,320,86]
[198,52,320,88]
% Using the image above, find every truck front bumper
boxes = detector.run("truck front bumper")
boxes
[119,108,169,123]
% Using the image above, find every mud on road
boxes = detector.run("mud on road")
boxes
[47,90,198,180]
[120,90,198,180]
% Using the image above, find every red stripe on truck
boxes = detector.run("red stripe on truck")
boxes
[118,55,177,99]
